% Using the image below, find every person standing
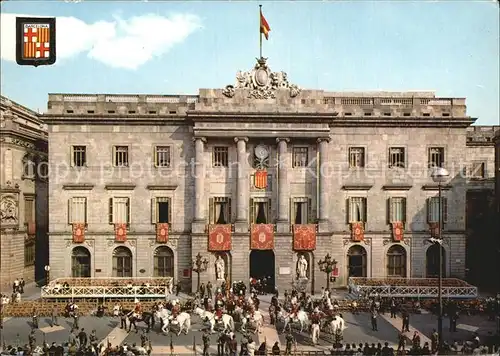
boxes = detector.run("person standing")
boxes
[19,278,25,294]
[371,310,378,331]
[401,309,410,332]
[72,311,79,330]
[207,281,213,300]
[449,311,458,332]
[285,331,295,355]
[78,328,87,348]
[51,305,59,326]
[31,308,39,329]
[202,330,211,356]
[176,281,181,296]
[28,330,36,349]
[200,283,206,298]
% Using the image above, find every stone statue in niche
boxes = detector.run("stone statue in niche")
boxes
[296,254,308,280]
[0,196,18,223]
[215,255,225,280]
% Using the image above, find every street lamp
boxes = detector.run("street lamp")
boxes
[192,253,209,293]
[431,166,450,349]
[318,253,338,291]
[44,265,51,285]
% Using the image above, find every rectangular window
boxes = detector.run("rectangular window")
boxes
[113,146,129,167]
[72,146,87,167]
[209,197,232,224]
[154,253,174,277]
[428,147,445,168]
[151,197,172,224]
[69,197,87,224]
[291,197,312,224]
[387,254,406,277]
[292,147,309,167]
[388,197,406,223]
[469,162,486,179]
[155,146,171,167]
[24,198,35,224]
[427,197,448,223]
[213,147,229,167]
[109,197,130,224]
[249,198,272,224]
[349,147,365,168]
[348,197,367,223]
[24,240,35,267]
[388,147,406,168]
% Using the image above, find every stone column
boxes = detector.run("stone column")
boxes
[192,137,206,233]
[317,137,331,232]
[234,137,249,232]
[276,138,290,233]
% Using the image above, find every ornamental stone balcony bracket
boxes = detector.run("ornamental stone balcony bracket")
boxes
[383,237,411,246]
[105,184,136,190]
[146,184,178,191]
[422,237,450,246]
[343,237,371,246]
[421,184,453,191]
[222,57,301,99]
[62,183,94,190]
[342,184,373,191]
[382,184,412,191]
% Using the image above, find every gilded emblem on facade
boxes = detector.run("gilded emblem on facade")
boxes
[222,57,301,99]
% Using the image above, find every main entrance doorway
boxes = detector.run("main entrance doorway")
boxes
[249,250,275,292]
[347,245,367,278]
[426,244,446,278]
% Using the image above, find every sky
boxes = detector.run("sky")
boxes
[0,1,499,126]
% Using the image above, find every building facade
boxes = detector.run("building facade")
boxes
[0,96,49,289]
[44,59,491,292]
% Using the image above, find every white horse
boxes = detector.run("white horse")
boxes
[248,310,264,334]
[170,312,191,336]
[329,316,346,334]
[278,310,309,333]
[155,307,171,333]
[194,307,234,333]
[311,323,320,345]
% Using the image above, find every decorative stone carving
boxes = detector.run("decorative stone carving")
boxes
[0,196,18,224]
[149,239,156,247]
[343,239,350,246]
[128,240,136,247]
[66,240,72,248]
[85,240,94,248]
[383,238,392,246]
[107,240,114,247]
[222,57,301,99]
[363,238,371,245]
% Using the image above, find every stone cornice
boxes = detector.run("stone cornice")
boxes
[105,184,136,190]
[0,187,20,193]
[421,184,453,191]
[329,116,476,129]
[146,184,178,190]
[382,184,413,191]
[342,184,373,191]
[0,132,48,152]
[62,183,95,190]
[188,111,334,122]
[41,114,186,126]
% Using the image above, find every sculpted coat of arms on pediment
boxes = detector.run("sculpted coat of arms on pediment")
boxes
[222,57,301,99]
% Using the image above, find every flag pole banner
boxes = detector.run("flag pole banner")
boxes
[156,223,169,243]
[250,224,274,250]
[16,17,56,66]
[392,221,404,242]
[72,223,85,244]
[350,222,364,242]
[115,223,127,242]
[208,224,232,251]
[293,224,317,250]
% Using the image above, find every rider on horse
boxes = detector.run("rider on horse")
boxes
[172,300,180,317]
[311,307,321,324]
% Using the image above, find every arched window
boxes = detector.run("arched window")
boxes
[22,154,35,178]
[347,245,367,277]
[387,245,407,277]
[113,246,132,277]
[71,247,91,277]
[154,246,174,277]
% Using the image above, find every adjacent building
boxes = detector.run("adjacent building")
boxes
[41,58,497,292]
[0,95,49,289]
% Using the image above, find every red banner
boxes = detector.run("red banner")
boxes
[392,222,404,242]
[254,170,268,189]
[331,266,339,278]
[115,223,127,242]
[251,224,274,250]
[351,222,364,242]
[156,223,169,243]
[293,224,317,250]
[72,223,85,243]
[27,222,36,235]
[208,224,232,251]
[429,222,439,238]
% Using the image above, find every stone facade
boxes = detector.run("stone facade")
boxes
[42,58,497,292]
[0,96,49,289]
[495,130,500,215]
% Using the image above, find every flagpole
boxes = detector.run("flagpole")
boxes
[259,4,263,59]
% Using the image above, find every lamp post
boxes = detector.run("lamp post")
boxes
[318,253,338,291]
[192,253,209,293]
[431,166,450,350]
[44,265,51,285]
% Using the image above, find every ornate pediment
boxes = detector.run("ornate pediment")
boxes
[222,57,301,99]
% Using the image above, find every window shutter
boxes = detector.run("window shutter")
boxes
[108,198,114,224]
[249,198,254,224]
[426,198,431,223]
[151,198,156,224]
[209,198,214,224]
[402,198,407,223]
[307,197,313,224]
[227,198,232,223]
[346,198,351,224]
[68,198,72,224]
[168,198,173,225]
[388,198,393,224]
[126,198,131,225]
[443,197,448,223]
[290,198,294,225]
[84,198,88,224]
[267,198,272,224]
[69,147,74,167]
[363,198,368,223]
